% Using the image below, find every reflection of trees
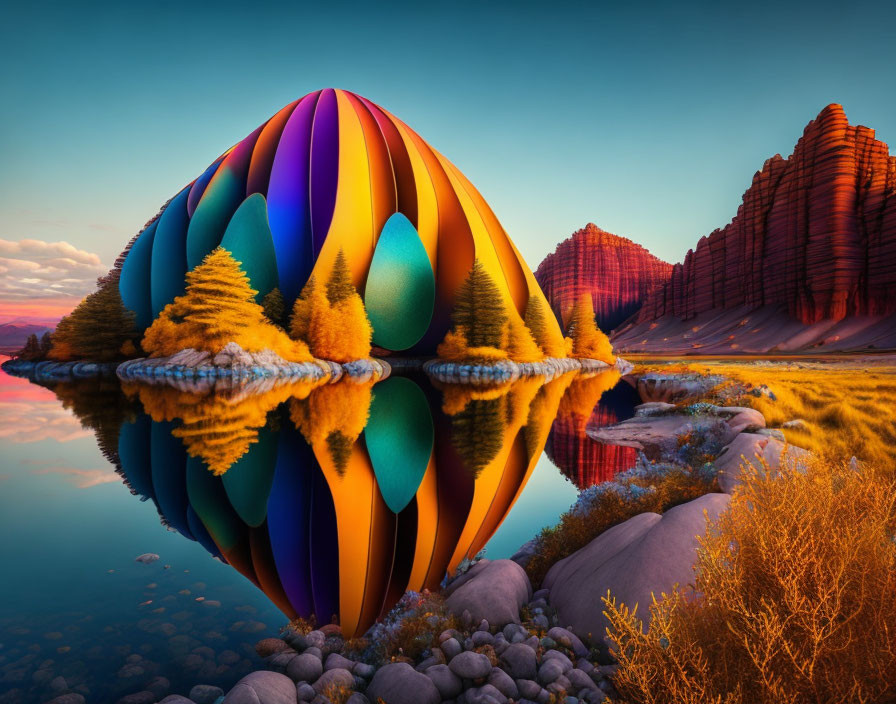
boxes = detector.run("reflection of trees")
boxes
[289,379,374,473]
[126,379,320,475]
[437,377,544,478]
[49,378,141,466]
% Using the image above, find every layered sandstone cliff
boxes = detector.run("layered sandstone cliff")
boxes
[634,104,896,326]
[535,224,673,332]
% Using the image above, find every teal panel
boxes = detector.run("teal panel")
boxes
[151,187,191,318]
[364,377,433,513]
[364,213,435,351]
[118,415,153,499]
[218,194,280,302]
[186,456,243,552]
[185,165,244,269]
[221,425,278,527]
[119,220,158,331]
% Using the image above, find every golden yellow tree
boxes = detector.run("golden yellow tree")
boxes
[566,294,616,364]
[524,295,567,358]
[290,252,372,363]
[504,315,544,363]
[142,247,311,362]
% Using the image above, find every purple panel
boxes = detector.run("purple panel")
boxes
[187,156,224,217]
[309,89,340,257]
[267,91,321,303]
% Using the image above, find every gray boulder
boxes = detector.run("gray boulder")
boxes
[715,432,811,493]
[544,493,730,645]
[448,651,492,680]
[444,560,531,628]
[189,684,224,704]
[424,664,462,699]
[498,643,536,680]
[159,697,195,704]
[223,671,297,704]
[286,653,323,683]
[312,668,353,693]
[366,662,440,704]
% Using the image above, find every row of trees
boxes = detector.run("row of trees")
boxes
[41,249,612,367]
[437,259,615,366]
[12,332,52,361]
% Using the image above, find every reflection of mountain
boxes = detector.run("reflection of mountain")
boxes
[545,372,640,489]
[108,373,571,637]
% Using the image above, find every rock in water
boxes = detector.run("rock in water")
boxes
[134,553,160,564]
[543,493,730,644]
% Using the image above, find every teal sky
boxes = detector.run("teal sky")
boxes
[1,0,894,276]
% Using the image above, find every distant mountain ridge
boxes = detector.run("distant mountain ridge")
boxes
[539,105,896,354]
[0,322,52,353]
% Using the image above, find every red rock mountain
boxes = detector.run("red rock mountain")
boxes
[612,104,896,353]
[535,224,673,331]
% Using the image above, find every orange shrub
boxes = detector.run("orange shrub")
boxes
[604,455,896,704]
[143,247,311,363]
[566,294,616,364]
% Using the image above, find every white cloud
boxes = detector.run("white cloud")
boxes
[0,238,107,300]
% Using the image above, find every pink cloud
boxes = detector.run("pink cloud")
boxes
[32,466,120,489]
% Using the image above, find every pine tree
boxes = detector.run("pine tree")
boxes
[451,260,507,348]
[262,287,286,328]
[289,275,317,342]
[39,332,52,358]
[16,334,41,360]
[524,296,547,346]
[504,315,543,363]
[142,247,311,362]
[567,294,616,364]
[326,250,356,304]
[49,279,139,361]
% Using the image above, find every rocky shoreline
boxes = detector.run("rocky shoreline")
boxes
[424,357,633,385]
[3,352,632,390]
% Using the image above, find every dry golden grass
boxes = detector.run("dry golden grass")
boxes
[633,357,896,466]
[604,454,896,704]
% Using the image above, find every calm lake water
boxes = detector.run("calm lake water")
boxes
[0,360,639,703]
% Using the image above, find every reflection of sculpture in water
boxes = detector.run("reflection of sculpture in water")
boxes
[124,379,322,475]
[545,370,642,489]
[105,372,579,636]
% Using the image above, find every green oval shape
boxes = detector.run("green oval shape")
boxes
[364,377,433,513]
[185,165,244,269]
[219,194,280,302]
[221,426,278,527]
[364,213,435,351]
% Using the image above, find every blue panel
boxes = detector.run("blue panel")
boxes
[219,194,280,302]
[151,187,191,318]
[267,423,315,618]
[119,220,158,331]
[118,414,153,499]
[151,421,194,540]
[266,91,319,304]
[186,456,243,552]
[310,465,339,625]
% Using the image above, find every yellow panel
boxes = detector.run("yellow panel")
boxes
[384,115,440,273]
[315,440,375,637]
[440,155,529,316]
[346,93,397,251]
[431,150,516,312]
[406,452,439,592]
[396,122,474,309]
[313,91,375,290]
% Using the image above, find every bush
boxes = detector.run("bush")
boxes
[603,455,896,704]
[142,247,311,362]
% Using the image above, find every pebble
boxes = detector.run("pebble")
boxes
[286,653,323,683]
[448,651,492,680]
[537,658,565,685]
[425,663,463,699]
[189,684,224,704]
[312,667,354,693]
